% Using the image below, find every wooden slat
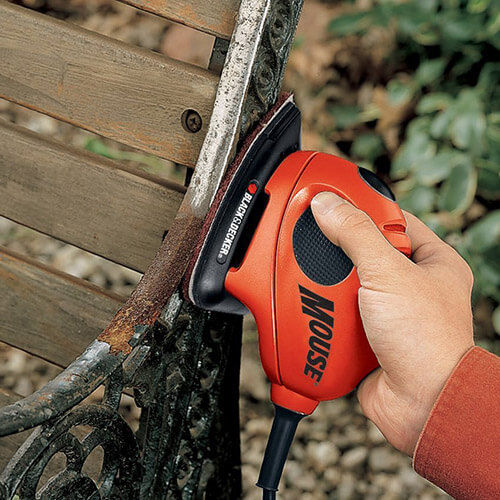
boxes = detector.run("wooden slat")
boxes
[0,120,185,273]
[0,1,219,166]
[0,247,124,368]
[120,0,239,39]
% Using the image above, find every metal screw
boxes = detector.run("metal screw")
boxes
[182,109,202,133]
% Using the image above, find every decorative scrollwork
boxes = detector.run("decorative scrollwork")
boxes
[241,0,303,137]
[1,404,141,499]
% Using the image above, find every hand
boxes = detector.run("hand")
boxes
[311,191,475,456]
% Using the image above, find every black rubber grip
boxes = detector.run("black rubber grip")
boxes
[292,207,353,286]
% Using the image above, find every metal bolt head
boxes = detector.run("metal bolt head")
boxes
[182,109,202,133]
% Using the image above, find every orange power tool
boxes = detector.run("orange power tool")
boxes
[186,97,411,498]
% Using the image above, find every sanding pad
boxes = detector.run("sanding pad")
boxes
[183,94,301,314]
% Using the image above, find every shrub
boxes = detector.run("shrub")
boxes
[328,0,500,336]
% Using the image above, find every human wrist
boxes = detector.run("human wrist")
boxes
[405,344,476,456]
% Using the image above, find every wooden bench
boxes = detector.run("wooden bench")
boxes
[0,0,303,497]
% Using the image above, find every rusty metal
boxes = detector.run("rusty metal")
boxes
[0,0,304,496]
[1,405,142,498]
[188,0,273,218]
[208,37,229,75]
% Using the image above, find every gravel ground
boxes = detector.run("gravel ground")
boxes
[0,1,458,497]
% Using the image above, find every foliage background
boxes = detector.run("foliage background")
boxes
[287,0,500,354]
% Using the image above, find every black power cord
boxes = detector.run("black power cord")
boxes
[257,405,305,499]
[261,490,276,500]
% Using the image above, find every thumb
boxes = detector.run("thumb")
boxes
[311,191,407,284]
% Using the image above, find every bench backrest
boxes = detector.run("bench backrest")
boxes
[0,0,237,474]
[0,0,225,370]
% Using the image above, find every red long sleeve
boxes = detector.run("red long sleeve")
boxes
[413,347,500,500]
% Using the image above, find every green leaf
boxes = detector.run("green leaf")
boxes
[387,79,414,106]
[420,213,449,238]
[392,133,437,178]
[329,105,362,130]
[415,59,447,86]
[407,116,433,136]
[328,12,371,36]
[413,26,441,46]
[477,160,500,199]
[438,159,477,214]
[477,63,500,92]
[488,112,500,126]
[416,93,453,114]
[419,0,439,12]
[84,138,118,160]
[486,10,500,37]
[398,185,436,215]
[464,210,500,252]
[486,123,500,146]
[473,252,500,299]
[441,13,481,42]
[414,149,461,185]
[467,0,490,13]
[450,110,487,151]
[493,306,500,335]
[430,108,455,139]
[351,133,385,160]
[455,88,483,113]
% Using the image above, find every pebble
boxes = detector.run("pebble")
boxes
[323,398,349,418]
[52,246,98,278]
[367,421,386,444]
[323,467,341,486]
[244,439,266,467]
[240,343,269,402]
[335,425,366,449]
[13,377,33,397]
[294,471,316,491]
[336,472,357,499]
[340,446,368,470]
[245,418,271,437]
[307,441,340,468]
[369,447,403,472]
[399,465,426,492]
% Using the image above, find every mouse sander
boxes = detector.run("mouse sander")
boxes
[183,95,411,499]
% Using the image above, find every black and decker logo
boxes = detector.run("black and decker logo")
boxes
[217,181,259,264]
[299,285,334,385]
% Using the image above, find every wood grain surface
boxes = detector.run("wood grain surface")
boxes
[0,247,125,368]
[0,121,185,272]
[0,1,219,166]
[119,0,239,39]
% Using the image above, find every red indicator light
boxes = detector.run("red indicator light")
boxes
[248,182,258,195]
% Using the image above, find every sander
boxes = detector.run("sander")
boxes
[184,95,411,498]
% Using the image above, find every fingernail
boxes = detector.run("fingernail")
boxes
[311,192,344,215]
